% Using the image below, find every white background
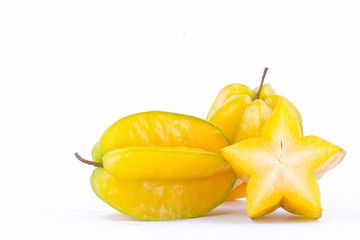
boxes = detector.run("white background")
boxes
[1,0,359,239]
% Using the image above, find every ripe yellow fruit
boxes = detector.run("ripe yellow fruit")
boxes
[207,83,302,143]
[207,69,302,200]
[221,100,345,219]
[77,111,236,220]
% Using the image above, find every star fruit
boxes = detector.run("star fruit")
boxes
[76,111,236,220]
[207,68,303,200]
[221,100,345,219]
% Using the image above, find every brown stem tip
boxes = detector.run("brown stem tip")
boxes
[75,152,103,167]
[256,67,269,99]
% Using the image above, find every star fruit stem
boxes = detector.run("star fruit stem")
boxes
[256,67,269,99]
[75,152,103,167]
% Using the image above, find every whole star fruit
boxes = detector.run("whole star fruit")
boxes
[76,111,236,221]
[221,100,345,219]
[207,68,303,200]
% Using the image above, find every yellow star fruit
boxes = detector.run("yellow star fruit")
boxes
[221,100,345,219]
[76,111,236,220]
[207,68,302,200]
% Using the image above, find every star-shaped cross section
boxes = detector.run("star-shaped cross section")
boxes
[221,100,345,219]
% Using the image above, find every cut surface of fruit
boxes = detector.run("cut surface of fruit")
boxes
[207,82,302,200]
[221,100,345,219]
[99,111,230,157]
[91,147,236,220]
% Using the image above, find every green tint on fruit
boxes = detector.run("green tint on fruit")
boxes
[92,142,102,163]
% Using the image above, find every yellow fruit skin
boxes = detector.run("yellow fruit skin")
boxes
[99,111,230,157]
[91,148,236,221]
[207,95,252,142]
[207,83,302,199]
[208,83,302,144]
[103,148,231,180]
[226,179,247,200]
[233,99,273,142]
[221,100,345,219]
[89,112,235,220]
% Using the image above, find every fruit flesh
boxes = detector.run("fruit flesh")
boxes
[207,83,302,199]
[99,111,230,157]
[91,148,236,220]
[221,100,345,219]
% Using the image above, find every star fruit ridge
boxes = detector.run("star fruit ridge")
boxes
[221,100,345,219]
